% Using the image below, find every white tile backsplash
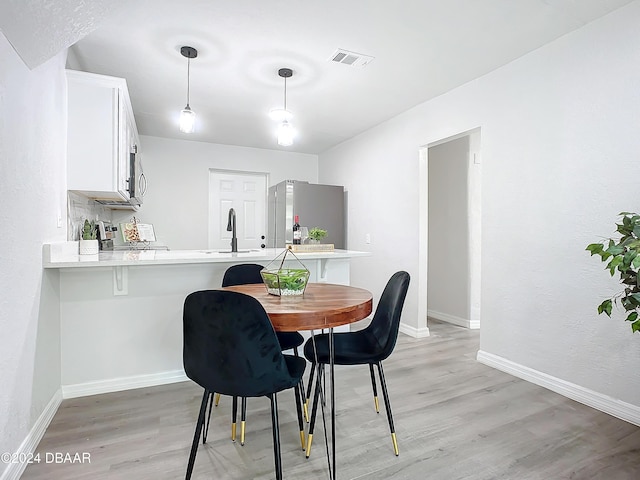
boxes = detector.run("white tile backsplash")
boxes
[67,192,112,241]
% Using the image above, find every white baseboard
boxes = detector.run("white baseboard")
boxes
[0,389,62,480]
[477,350,640,427]
[62,369,188,399]
[399,322,430,338]
[428,309,480,329]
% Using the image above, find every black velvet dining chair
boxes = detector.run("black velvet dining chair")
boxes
[303,271,410,458]
[209,263,306,447]
[222,264,305,359]
[183,290,306,480]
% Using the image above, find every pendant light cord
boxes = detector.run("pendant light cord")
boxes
[186,56,191,108]
[283,75,287,111]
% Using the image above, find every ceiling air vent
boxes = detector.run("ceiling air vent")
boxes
[329,49,374,68]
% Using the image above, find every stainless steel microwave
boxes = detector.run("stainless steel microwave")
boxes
[95,144,146,210]
[127,144,146,206]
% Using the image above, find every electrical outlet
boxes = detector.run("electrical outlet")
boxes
[365,233,371,244]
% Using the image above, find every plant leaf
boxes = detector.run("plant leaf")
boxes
[626,311,638,322]
[622,296,636,311]
[586,243,604,256]
[597,299,612,316]
[621,272,637,285]
[623,250,638,270]
[607,256,623,275]
[605,245,624,256]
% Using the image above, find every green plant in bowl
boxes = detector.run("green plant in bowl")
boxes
[261,268,309,296]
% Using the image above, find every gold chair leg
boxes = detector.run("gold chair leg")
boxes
[299,430,306,450]
[369,364,380,414]
[391,433,399,456]
[214,393,221,406]
[239,397,247,446]
[231,396,239,442]
[305,433,313,458]
[303,402,309,422]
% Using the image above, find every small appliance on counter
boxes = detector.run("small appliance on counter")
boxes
[97,221,117,250]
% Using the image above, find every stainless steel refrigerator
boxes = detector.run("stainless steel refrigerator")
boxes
[267,180,345,248]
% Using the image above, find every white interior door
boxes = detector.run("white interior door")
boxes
[208,170,267,250]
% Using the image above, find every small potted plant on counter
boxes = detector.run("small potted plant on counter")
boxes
[79,219,99,255]
[308,227,327,244]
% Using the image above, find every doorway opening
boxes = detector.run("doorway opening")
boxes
[418,128,481,331]
[208,169,268,251]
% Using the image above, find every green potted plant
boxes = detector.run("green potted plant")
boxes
[79,219,99,255]
[308,227,327,244]
[586,212,640,333]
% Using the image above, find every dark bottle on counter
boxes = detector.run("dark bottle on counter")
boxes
[293,215,301,244]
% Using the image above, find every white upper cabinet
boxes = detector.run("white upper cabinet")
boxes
[66,70,143,209]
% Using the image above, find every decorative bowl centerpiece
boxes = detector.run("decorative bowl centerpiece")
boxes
[260,249,310,296]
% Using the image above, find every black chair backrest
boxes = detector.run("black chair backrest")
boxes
[222,263,264,287]
[367,271,410,361]
[183,290,293,397]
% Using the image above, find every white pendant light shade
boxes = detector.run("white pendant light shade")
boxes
[277,120,294,146]
[180,105,196,133]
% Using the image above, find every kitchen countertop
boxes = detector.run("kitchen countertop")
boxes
[43,242,371,268]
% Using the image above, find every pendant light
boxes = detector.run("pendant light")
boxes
[273,68,295,146]
[277,119,294,146]
[179,46,197,133]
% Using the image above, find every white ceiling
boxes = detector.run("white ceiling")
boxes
[2,0,635,154]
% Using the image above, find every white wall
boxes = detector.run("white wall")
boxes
[428,136,470,323]
[0,33,67,477]
[114,135,318,250]
[319,2,640,410]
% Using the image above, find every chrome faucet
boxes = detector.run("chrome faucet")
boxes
[226,208,238,253]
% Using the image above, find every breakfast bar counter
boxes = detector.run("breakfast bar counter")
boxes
[43,242,370,268]
[42,242,371,399]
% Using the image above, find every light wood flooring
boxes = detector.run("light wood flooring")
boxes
[22,320,640,479]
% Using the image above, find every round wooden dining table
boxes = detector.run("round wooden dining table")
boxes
[220,282,373,331]
[220,282,373,480]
